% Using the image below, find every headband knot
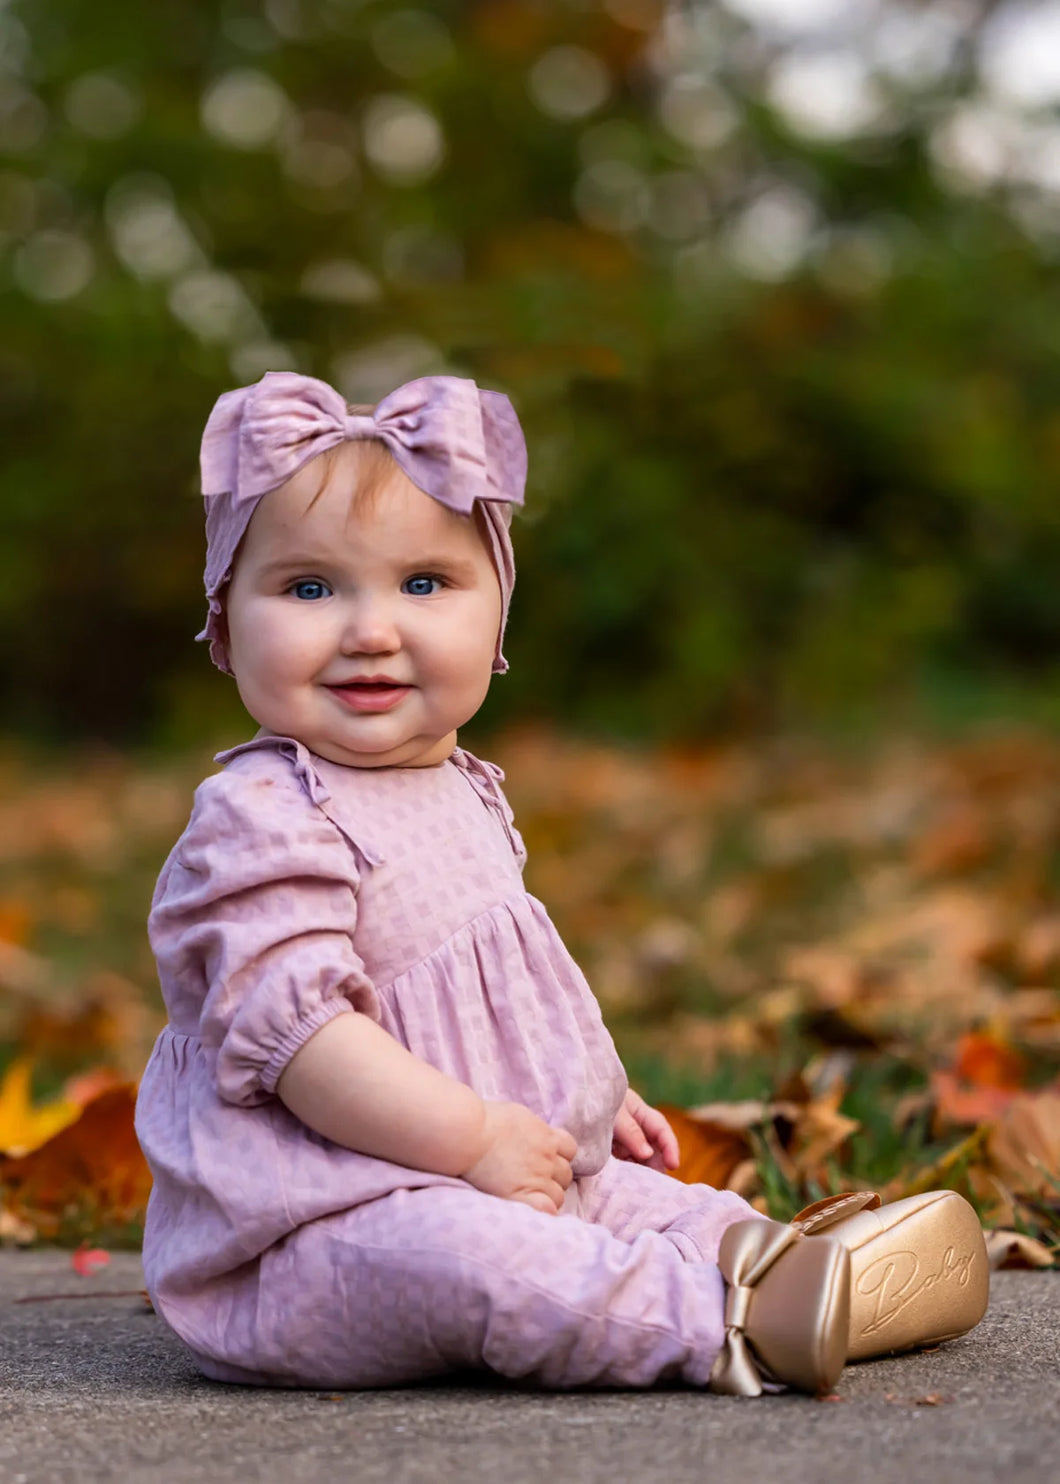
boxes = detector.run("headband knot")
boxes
[344,411,376,440]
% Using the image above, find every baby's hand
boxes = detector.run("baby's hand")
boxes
[461,1101,577,1216]
[611,1088,680,1172]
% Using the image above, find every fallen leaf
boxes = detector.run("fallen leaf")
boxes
[786,1093,861,1180]
[954,1032,1026,1090]
[62,1066,125,1107]
[931,1069,1018,1129]
[984,1229,1056,1270]
[656,1105,753,1190]
[0,1084,152,1240]
[911,809,991,876]
[70,1246,111,1277]
[986,1089,1060,1197]
[0,1058,82,1156]
[0,897,31,946]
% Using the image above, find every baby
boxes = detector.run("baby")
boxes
[134,371,988,1395]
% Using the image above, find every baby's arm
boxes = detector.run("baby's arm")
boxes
[277,1015,577,1215]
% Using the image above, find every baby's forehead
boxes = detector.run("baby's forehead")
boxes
[243,450,490,561]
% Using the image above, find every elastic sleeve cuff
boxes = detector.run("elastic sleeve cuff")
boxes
[258,995,355,1097]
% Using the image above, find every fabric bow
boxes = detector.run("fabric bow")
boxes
[200,370,527,514]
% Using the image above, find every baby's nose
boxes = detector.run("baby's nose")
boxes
[340,598,400,653]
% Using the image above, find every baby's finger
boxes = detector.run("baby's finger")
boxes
[642,1110,680,1168]
[555,1127,578,1161]
[659,1125,681,1169]
[518,1189,560,1217]
[553,1155,574,1189]
[615,1113,652,1160]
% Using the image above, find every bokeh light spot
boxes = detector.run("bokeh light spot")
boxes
[168,269,262,342]
[722,183,817,280]
[981,0,1060,107]
[658,75,736,152]
[201,69,290,149]
[333,334,447,403]
[299,258,381,304]
[573,160,651,234]
[14,230,94,301]
[230,339,298,380]
[105,175,201,279]
[362,94,445,183]
[64,73,141,140]
[528,45,611,121]
[768,51,886,141]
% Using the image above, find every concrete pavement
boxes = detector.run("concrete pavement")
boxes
[1,1250,1057,1484]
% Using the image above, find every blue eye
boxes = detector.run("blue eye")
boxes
[290,579,331,601]
[402,575,442,596]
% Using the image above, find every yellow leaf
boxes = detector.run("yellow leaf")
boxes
[0,1058,82,1157]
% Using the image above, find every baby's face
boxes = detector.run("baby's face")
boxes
[224,450,502,768]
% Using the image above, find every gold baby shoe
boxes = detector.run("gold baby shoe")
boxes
[709,1218,851,1397]
[791,1189,990,1362]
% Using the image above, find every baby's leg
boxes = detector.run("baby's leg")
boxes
[572,1156,759,1262]
[183,1183,727,1391]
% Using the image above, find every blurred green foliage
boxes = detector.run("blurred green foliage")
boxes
[5,0,1060,743]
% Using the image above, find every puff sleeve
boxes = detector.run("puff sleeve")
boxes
[149,757,380,1107]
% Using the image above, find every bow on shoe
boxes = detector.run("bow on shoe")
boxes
[710,1221,804,1397]
[709,1218,851,1398]
[200,371,527,514]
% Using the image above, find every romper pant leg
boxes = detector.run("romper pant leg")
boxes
[184,1182,729,1391]
[571,1156,759,1263]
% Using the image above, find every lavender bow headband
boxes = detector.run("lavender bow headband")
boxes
[195,371,527,675]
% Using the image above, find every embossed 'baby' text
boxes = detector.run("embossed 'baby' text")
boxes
[856,1245,976,1336]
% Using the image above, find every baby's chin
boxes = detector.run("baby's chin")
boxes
[290,728,459,770]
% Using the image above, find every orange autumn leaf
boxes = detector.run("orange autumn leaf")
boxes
[61,1066,126,1107]
[0,1084,152,1239]
[954,1032,1026,1090]
[931,1069,1018,1129]
[0,897,31,946]
[655,1104,752,1190]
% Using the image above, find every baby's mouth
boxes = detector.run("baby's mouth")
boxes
[327,678,412,712]
[333,680,403,692]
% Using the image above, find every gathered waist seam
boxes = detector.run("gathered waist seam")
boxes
[371,889,541,992]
